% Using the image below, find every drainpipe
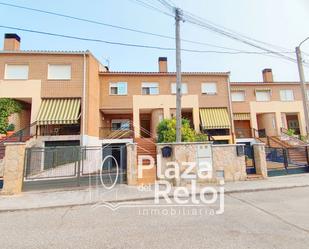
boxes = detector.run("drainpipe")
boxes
[81,53,87,146]
[226,73,235,144]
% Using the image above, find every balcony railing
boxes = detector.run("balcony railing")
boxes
[39,125,80,136]
[235,128,253,138]
[99,127,134,139]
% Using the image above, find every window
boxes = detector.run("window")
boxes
[280,90,294,101]
[231,91,245,102]
[201,82,217,95]
[48,64,71,80]
[171,83,188,94]
[141,82,159,95]
[5,64,29,80]
[256,90,271,101]
[111,119,130,130]
[109,82,128,95]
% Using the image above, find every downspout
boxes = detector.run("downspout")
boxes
[81,53,87,146]
[226,73,235,144]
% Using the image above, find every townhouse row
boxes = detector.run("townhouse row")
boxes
[0,33,307,149]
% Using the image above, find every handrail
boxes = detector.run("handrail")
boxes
[0,121,37,145]
[280,127,307,145]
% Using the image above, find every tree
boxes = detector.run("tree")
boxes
[156,118,196,143]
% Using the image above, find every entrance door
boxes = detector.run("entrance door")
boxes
[286,114,300,135]
[140,119,151,138]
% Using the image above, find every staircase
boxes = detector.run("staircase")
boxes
[0,123,36,160]
[135,137,157,185]
[259,134,308,166]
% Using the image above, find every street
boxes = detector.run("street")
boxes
[0,187,309,249]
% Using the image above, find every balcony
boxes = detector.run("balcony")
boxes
[235,128,253,138]
[39,124,80,136]
[99,127,134,139]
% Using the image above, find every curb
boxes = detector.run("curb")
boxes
[1,184,309,213]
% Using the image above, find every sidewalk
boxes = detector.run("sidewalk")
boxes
[1,174,309,212]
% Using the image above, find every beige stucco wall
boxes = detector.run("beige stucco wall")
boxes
[133,95,200,137]
[249,101,306,136]
[0,80,41,123]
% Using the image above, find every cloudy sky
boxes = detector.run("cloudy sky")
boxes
[0,0,308,81]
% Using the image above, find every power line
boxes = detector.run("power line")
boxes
[0,1,255,52]
[182,13,300,64]
[0,25,295,55]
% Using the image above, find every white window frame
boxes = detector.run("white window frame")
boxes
[47,64,71,80]
[280,89,294,101]
[256,90,271,102]
[111,119,130,130]
[201,82,217,95]
[109,82,128,95]
[141,82,159,95]
[231,91,245,102]
[4,64,29,80]
[171,83,188,94]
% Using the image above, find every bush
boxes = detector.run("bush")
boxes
[157,118,196,143]
[0,98,22,134]
[286,128,295,136]
[194,133,209,142]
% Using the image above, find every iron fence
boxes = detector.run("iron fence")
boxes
[265,146,309,176]
[23,145,127,191]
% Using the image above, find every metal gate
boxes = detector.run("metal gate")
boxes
[23,145,127,191]
[242,143,256,174]
[265,146,309,176]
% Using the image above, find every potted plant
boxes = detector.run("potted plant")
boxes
[6,123,15,136]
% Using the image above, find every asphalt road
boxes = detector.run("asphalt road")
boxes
[1,187,309,249]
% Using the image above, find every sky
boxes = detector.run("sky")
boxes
[0,0,308,82]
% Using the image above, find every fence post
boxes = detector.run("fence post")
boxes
[306,146,309,166]
[2,142,26,194]
[283,148,289,171]
[76,147,82,187]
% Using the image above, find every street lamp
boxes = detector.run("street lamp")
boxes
[296,37,309,136]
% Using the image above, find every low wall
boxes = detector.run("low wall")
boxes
[212,145,247,181]
[156,142,247,185]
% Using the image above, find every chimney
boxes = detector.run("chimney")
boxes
[3,33,20,51]
[158,57,168,73]
[262,68,273,82]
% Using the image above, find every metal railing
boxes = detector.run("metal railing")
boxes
[280,127,305,144]
[99,127,134,139]
[235,128,253,138]
[38,124,80,136]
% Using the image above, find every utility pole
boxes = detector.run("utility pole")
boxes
[296,38,309,136]
[175,7,182,143]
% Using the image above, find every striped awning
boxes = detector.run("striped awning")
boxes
[37,98,81,125]
[233,113,251,121]
[199,108,231,129]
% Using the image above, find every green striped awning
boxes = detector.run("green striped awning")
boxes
[233,113,251,121]
[199,108,231,129]
[37,98,81,125]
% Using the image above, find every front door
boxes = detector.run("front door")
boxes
[140,119,151,138]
